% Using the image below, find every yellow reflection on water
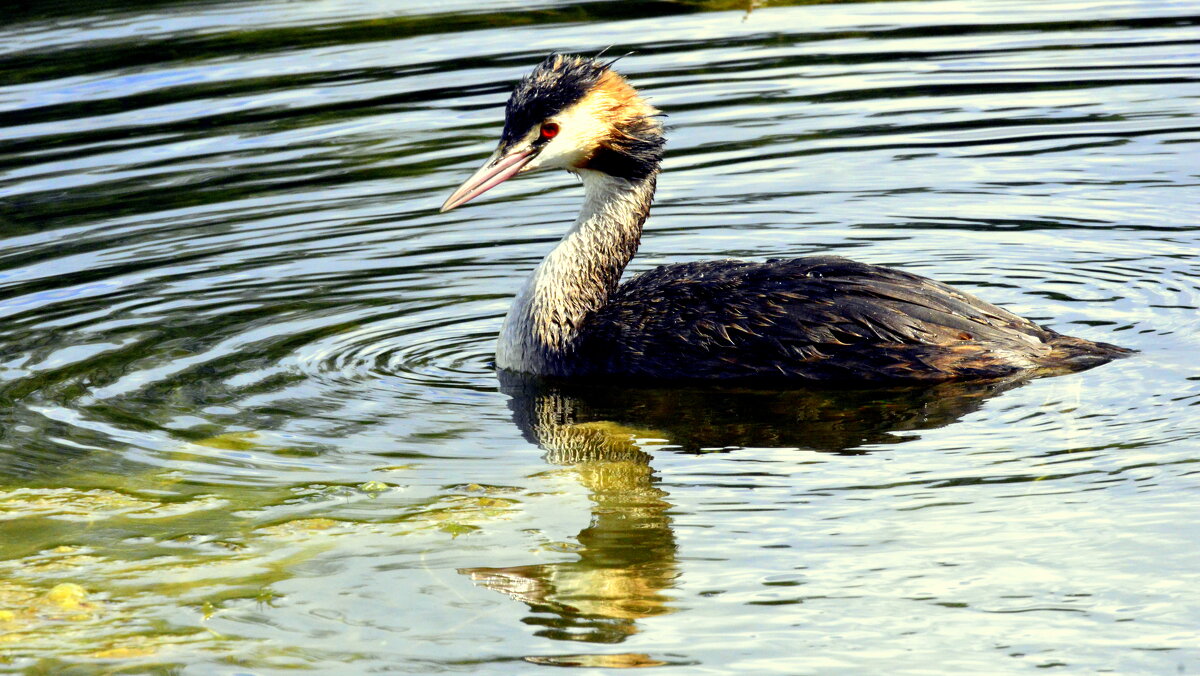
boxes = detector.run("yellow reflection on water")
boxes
[462,383,680,655]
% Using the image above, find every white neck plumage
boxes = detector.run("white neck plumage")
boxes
[497,168,657,375]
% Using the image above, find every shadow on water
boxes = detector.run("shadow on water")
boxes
[460,371,1024,666]
[499,370,1024,455]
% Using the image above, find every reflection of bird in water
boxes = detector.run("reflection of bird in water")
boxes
[497,370,1023,455]
[461,386,677,646]
[459,373,1022,653]
[442,54,1130,382]
[460,454,674,645]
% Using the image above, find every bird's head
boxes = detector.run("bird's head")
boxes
[441,54,664,212]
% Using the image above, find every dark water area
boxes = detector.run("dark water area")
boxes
[1,0,1198,672]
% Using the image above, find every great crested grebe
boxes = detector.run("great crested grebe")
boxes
[441,54,1130,382]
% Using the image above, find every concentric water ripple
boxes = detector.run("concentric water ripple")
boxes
[296,312,499,393]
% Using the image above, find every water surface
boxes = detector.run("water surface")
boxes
[1,0,1198,673]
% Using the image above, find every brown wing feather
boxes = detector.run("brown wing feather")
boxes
[572,256,1128,382]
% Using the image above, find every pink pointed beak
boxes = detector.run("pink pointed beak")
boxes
[440,148,536,212]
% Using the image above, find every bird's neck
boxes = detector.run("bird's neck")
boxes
[498,169,657,375]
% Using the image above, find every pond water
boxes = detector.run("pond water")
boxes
[1,0,1198,673]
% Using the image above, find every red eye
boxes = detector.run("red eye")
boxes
[540,122,559,139]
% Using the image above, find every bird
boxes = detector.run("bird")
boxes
[440,54,1131,383]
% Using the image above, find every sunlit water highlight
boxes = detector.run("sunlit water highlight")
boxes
[1,0,1198,673]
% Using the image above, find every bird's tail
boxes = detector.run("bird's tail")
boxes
[1040,333,1135,374]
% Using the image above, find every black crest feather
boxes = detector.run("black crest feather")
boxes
[500,54,609,150]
